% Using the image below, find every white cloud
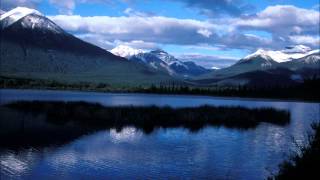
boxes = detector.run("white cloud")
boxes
[123,8,154,17]
[76,33,159,50]
[48,15,218,45]
[234,5,320,36]
[48,13,275,50]
[3,1,318,54]
[115,40,159,50]
[197,29,212,38]
[289,35,320,46]
[48,4,320,51]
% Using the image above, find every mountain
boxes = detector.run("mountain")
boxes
[195,45,320,86]
[243,45,314,63]
[194,67,307,87]
[200,45,319,79]
[282,45,312,53]
[0,7,174,87]
[280,50,320,70]
[216,68,301,87]
[111,46,210,77]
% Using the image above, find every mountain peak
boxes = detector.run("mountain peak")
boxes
[243,49,272,61]
[110,45,145,58]
[283,45,311,53]
[0,7,42,28]
[243,46,318,63]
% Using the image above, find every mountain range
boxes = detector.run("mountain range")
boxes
[197,45,320,86]
[0,7,319,88]
[0,7,174,87]
[111,45,210,77]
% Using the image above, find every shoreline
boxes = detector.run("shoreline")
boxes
[1,87,320,104]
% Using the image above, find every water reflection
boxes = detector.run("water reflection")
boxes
[110,127,142,143]
[0,89,319,179]
[1,153,28,174]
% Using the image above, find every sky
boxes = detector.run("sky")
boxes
[1,0,319,68]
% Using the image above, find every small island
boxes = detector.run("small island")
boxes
[1,101,290,148]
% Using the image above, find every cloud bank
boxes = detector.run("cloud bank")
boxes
[47,5,319,51]
[1,0,319,68]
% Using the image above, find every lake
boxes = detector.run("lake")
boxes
[0,89,319,179]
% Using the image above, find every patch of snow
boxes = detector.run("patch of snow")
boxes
[302,54,320,64]
[211,66,220,70]
[150,49,178,64]
[0,7,64,34]
[307,49,320,55]
[160,62,175,75]
[243,49,274,61]
[0,7,41,28]
[283,45,311,53]
[149,62,158,69]
[243,46,319,63]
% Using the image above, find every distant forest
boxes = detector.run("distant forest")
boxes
[1,76,319,101]
[142,77,320,101]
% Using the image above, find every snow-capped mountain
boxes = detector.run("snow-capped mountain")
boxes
[0,7,65,34]
[1,7,173,86]
[243,46,319,69]
[281,50,320,70]
[150,49,178,64]
[111,45,145,58]
[200,45,320,81]
[110,46,210,77]
[242,45,317,63]
[282,45,311,53]
[0,7,42,28]
[0,7,110,56]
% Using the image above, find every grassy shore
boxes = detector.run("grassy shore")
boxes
[271,123,320,179]
[5,101,290,131]
[0,101,290,148]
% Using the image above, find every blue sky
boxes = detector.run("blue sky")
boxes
[1,0,319,68]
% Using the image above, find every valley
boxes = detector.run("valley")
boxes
[0,4,319,180]
[1,7,319,91]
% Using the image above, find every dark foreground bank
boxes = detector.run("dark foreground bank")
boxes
[271,123,320,179]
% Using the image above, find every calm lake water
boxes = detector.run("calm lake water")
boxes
[0,89,319,180]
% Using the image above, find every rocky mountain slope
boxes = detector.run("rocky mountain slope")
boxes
[195,45,319,86]
[111,46,210,77]
[0,7,174,87]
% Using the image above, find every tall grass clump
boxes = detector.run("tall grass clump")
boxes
[270,123,320,179]
[5,101,290,132]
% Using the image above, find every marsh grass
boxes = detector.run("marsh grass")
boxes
[270,123,320,179]
[5,101,290,132]
[1,101,291,148]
